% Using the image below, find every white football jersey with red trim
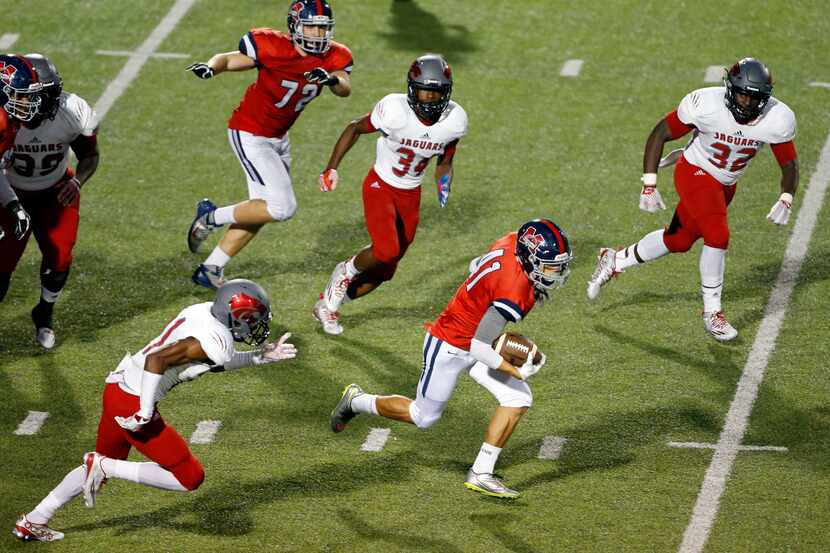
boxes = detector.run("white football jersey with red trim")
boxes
[107,302,235,395]
[7,92,97,191]
[677,87,796,185]
[370,93,467,190]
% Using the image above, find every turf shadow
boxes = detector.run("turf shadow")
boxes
[339,508,466,553]
[375,0,478,65]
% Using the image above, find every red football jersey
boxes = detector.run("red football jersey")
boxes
[228,29,353,138]
[427,232,536,350]
[0,109,19,156]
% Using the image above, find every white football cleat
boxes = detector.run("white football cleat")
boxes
[464,469,520,499]
[36,327,56,350]
[703,311,738,342]
[82,452,108,508]
[323,260,352,312]
[313,296,343,336]
[12,514,64,542]
[586,248,619,300]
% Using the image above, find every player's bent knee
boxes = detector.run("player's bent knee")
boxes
[409,401,442,429]
[663,231,695,253]
[171,455,205,491]
[266,199,297,222]
[703,228,730,249]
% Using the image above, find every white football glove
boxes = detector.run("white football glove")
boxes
[115,412,152,432]
[639,185,666,213]
[319,168,339,192]
[766,192,793,225]
[517,345,545,381]
[257,332,297,363]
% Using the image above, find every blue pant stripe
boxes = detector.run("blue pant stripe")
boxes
[421,336,442,397]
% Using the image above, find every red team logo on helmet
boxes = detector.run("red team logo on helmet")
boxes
[0,62,17,85]
[229,293,267,321]
[520,227,546,252]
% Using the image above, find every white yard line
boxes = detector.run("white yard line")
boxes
[679,131,830,553]
[809,82,830,89]
[0,33,20,50]
[538,436,567,459]
[704,66,724,83]
[360,428,391,452]
[668,441,788,453]
[96,49,190,60]
[189,420,222,444]
[94,0,197,120]
[560,59,583,77]
[14,411,49,435]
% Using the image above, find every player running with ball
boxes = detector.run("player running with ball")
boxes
[329,218,572,499]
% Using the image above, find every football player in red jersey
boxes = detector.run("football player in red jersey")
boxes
[0,54,100,350]
[312,53,468,335]
[587,58,798,342]
[0,55,37,249]
[185,0,353,290]
[329,219,572,499]
[12,279,297,542]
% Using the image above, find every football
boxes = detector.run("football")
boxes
[492,333,543,366]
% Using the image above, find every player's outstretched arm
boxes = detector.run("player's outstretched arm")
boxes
[186,51,255,79]
[319,115,375,192]
[222,332,297,370]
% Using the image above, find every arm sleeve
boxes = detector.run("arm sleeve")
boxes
[771,141,797,166]
[223,350,258,371]
[0,171,18,206]
[665,110,694,139]
[469,306,510,370]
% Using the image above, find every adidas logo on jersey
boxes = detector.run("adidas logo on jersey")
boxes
[420,133,430,139]
[369,181,380,189]
[694,169,706,176]
[735,130,743,136]
[29,136,41,143]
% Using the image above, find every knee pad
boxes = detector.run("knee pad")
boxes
[41,269,70,294]
[266,198,297,222]
[409,400,443,429]
[702,222,730,250]
[171,455,205,491]
[497,385,533,409]
[663,224,696,253]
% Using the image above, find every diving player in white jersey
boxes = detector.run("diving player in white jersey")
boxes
[587,57,798,341]
[12,279,297,542]
[313,53,468,335]
[0,54,99,349]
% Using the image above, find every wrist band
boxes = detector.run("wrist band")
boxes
[641,173,657,186]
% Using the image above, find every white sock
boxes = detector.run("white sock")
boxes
[28,465,85,524]
[472,442,502,475]
[101,458,187,492]
[700,245,726,313]
[617,229,670,271]
[212,205,237,226]
[351,393,378,415]
[345,256,360,278]
[204,245,232,268]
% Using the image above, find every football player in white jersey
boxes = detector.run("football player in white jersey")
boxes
[12,279,297,542]
[313,53,468,335]
[0,54,100,349]
[587,58,798,341]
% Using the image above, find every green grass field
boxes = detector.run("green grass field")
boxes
[2,1,830,551]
